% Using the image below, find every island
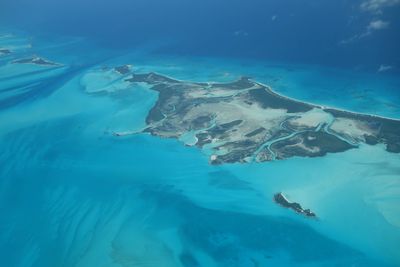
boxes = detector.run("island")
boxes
[0,48,11,56]
[12,56,60,66]
[87,68,400,165]
[274,193,316,218]
[114,65,133,75]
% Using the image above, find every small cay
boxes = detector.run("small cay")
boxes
[0,48,11,55]
[12,56,60,66]
[114,65,133,75]
[274,192,316,218]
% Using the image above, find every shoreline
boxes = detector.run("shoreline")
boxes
[253,80,400,123]
[143,70,400,122]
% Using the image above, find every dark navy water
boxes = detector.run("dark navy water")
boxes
[1,0,400,68]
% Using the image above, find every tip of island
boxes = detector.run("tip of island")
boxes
[12,56,61,67]
[0,48,12,56]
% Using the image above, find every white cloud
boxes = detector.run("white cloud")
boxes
[361,0,400,13]
[378,65,393,72]
[367,19,390,30]
[339,35,361,45]
[339,19,390,45]
[234,30,249,37]
[340,1,397,45]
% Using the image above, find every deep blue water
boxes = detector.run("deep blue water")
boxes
[1,0,400,69]
[1,1,400,267]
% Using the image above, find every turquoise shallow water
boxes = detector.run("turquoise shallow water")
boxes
[0,33,400,267]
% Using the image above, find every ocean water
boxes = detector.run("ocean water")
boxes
[0,23,400,267]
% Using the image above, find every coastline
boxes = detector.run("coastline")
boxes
[137,70,400,123]
[254,80,400,123]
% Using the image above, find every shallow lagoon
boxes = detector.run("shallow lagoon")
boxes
[0,33,399,267]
